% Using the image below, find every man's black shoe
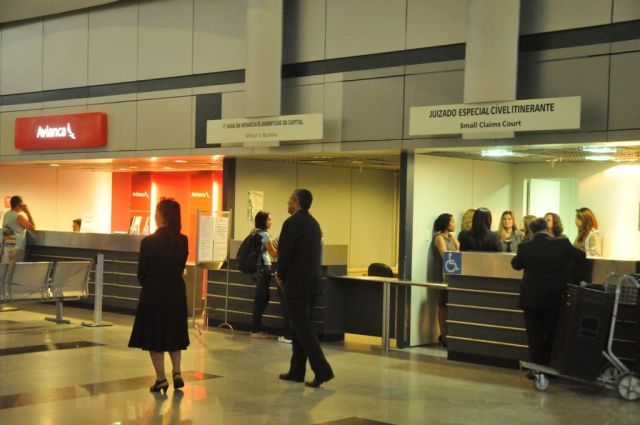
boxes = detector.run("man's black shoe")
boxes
[279,372,304,382]
[305,373,335,388]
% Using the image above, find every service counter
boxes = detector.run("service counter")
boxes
[26,231,209,315]
[205,240,348,339]
[445,251,640,368]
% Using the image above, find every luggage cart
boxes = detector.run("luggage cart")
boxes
[520,274,640,401]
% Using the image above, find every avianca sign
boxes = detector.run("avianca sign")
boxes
[15,112,107,149]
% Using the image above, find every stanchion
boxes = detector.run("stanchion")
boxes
[216,209,234,334]
[191,210,203,335]
[82,253,113,327]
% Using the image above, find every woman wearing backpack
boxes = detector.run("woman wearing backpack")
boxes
[250,211,279,338]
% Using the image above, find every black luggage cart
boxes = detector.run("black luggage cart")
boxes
[520,274,640,401]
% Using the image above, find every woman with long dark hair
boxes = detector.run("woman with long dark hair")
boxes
[544,212,566,238]
[459,208,502,252]
[250,211,282,339]
[129,199,189,394]
[426,213,459,347]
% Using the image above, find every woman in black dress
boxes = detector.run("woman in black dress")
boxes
[129,199,189,393]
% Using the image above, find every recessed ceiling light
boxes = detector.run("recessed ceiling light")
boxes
[585,155,614,161]
[118,167,128,171]
[163,166,174,170]
[49,163,60,167]
[175,160,187,163]
[481,149,513,157]
[582,146,617,154]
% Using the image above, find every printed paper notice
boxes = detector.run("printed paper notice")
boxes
[248,190,264,221]
[212,216,229,262]
[198,215,214,263]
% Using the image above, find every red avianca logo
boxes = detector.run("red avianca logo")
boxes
[15,112,107,150]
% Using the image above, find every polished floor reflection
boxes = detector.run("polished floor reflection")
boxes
[0,305,638,424]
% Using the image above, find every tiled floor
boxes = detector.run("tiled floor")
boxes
[0,304,638,424]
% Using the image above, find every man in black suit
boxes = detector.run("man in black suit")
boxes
[275,188,334,388]
[511,217,587,366]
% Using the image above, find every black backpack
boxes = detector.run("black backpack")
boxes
[236,231,264,273]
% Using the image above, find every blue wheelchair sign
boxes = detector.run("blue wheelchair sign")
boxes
[443,252,462,274]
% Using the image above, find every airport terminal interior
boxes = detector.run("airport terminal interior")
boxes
[2,1,640,424]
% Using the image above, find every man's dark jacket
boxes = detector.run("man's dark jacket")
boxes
[511,233,587,309]
[277,209,322,298]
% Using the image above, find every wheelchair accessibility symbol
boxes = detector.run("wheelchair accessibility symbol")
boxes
[443,252,461,274]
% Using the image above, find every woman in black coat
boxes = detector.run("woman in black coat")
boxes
[128,198,189,393]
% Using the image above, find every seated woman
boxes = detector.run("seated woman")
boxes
[496,210,524,252]
[459,208,502,252]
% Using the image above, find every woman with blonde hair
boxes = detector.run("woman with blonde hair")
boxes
[574,207,602,256]
[458,208,475,240]
[496,211,524,253]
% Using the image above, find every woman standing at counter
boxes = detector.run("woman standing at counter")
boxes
[458,208,475,240]
[459,208,502,252]
[521,214,536,241]
[544,212,566,238]
[427,213,460,347]
[496,211,524,252]
[129,199,189,394]
[574,207,602,256]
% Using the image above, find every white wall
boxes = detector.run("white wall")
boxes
[0,166,112,233]
[234,159,398,269]
[513,162,640,260]
[410,155,513,345]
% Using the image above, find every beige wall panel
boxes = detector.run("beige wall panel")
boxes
[297,164,351,246]
[613,0,640,21]
[88,101,137,152]
[341,76,404,141]
[43,13,89,90]
[322,82,343,142]
[520,0,612,34]
[193,0,246,74]
[233,158,297,239]
[0,110,42,156]
[221,91,246,118]
[609,52,640,130]
[518,57,610,132]
[281,83,324,115]
[406,0,467,49]
[283,0,326,64]
[138,0,193,79]
[88,1,139,85]
[325,0,406,59]
[349,168,397,268]
[136,97,192,150]
[1,21,43,94]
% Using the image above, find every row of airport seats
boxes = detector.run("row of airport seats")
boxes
[0,260,92,323]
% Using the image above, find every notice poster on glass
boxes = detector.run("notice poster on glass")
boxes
[197,212,230,264]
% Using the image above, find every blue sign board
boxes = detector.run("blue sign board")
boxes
[443,251,462,275]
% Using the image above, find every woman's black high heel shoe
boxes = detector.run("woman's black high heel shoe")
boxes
[173,373,185,390]
[150,379,169,393]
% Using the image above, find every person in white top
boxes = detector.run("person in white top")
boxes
[2,195,36,269]
[573,207,602,257]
